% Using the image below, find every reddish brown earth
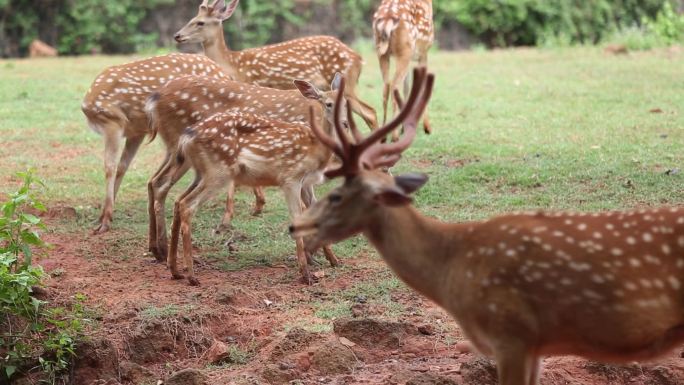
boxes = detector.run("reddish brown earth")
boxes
[22,214,684,385]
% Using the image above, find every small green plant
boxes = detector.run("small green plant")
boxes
[0,171,89,384]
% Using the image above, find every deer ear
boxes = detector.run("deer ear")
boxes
[294,80,322,100]
[216,0,239,20]
[331,72,343,91]
[373,186,413,207]
[394,173,428,194]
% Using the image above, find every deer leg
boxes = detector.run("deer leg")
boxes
[251,187,266,216]
[346,97,378,131]
[301,187,340,267]
[494,341,539,385]
[418,53,431,134]
[94,126,123,234]
[169,176,201,282]
[147,153,171,259]
[379,53,391,126]
[390,51,412,142]
[217,179,236,233]
[112,135,144,200]
[282,183,312,284]
[150,155,191,262]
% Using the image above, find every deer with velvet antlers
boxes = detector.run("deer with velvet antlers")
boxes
[174,0,378,130]
[290,67,684,385]
[373,0,433,140]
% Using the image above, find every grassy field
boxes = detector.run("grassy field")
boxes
[0,47,683,269]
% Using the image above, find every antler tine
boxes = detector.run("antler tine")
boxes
[308,106,344,159]
[360,70,434,169]
[357,67,427,152]
[345,100,364,142]
[333,77,351,153]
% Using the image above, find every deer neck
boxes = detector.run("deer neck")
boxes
[364,205,466,308]
[202,28,240,80]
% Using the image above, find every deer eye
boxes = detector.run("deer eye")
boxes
[197,21,205,26]
[328,193,342,204]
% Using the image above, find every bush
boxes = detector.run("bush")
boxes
[0,0,172,56]
[451,0,678,47]
[224,0,304,48]
[603,2,684,50]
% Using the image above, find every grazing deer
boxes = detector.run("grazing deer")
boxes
[174,0,378,130]
[167,86,350,285]
[290,67,684,385]
[81,53,254,234]
[146,74,347,267]
[373,0,433,140]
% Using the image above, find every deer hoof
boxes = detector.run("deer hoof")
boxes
[300,272,314,285]
[92,222,110,235]
[214,223,232,235]
[171,273,184,280]
[327,257,340,267]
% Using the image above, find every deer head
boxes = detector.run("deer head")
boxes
[289,67,434,250]
[294,73,349,130]
[174,0,239,44]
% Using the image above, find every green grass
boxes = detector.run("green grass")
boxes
[0,47,683,270]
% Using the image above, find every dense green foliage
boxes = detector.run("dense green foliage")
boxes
[0,171,88,384]
[224,0,303,48]
[451,0,680,47]
[1,0,681,56]
[0,0,171,56]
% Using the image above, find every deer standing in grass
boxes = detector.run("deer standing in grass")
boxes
[373,0,433,140]
[165,78,351,285]
[81,53,256,234]
[290,67,684,385]
[174,0,378,131]
[146,74,347,273]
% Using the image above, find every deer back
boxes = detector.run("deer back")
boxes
[232,36,362,90]
[181,112,331,187]
[373,0,434,52]
[82,53,228,136]
[149,76,324,148]
[449,207,684,357]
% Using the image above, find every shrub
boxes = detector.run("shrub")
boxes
[0,170,89,384]
[451,0,677,47]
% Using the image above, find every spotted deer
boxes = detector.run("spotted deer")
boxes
[373,0,433,139]
[166,82,352,284]
[174,0,378,130]
[146,74,348,266]
[81,53,261,234]
[290,67,684,385]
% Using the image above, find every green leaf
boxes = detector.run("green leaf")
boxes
[5,365,16,378]
[19,213,41,225]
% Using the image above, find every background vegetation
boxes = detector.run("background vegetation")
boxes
[1,0,682,57]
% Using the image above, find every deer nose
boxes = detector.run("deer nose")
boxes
[288,225,295,234]
[174,34,183,42]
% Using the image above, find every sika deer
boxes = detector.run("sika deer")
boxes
[290,67,684,385]
[174,0,378,130]
[146,74,347,265]
[167,93,350,285]
[373,0,433,139]
[82,53,242,234]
